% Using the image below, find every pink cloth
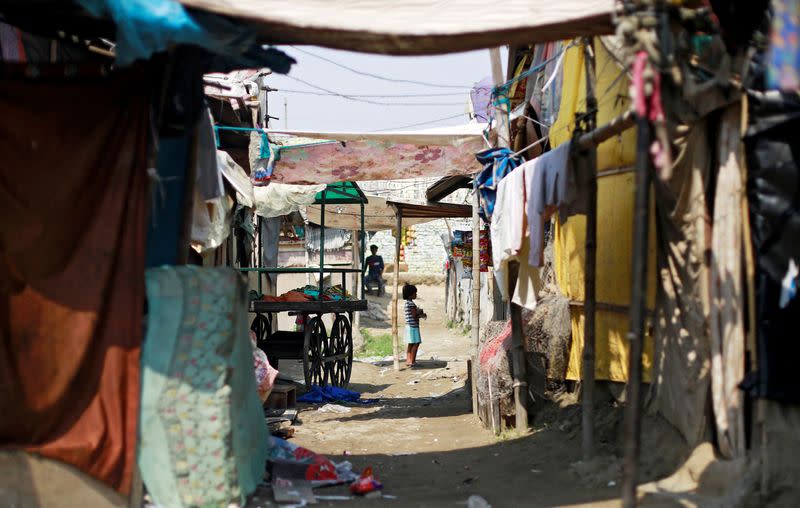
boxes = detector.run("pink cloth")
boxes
[250,331,278,403]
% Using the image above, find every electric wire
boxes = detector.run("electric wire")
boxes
[288,46,473,89]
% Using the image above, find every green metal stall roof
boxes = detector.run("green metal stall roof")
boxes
[314,181,368,205]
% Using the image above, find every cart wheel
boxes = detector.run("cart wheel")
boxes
[250,313,273,348]
[303,316,328,389]
[328,314,353,388]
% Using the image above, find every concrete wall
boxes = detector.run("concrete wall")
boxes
[359,178,472,275]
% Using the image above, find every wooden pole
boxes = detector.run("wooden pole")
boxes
[581,40,599,461]
[392,209,402,371]
[471,188,481,415]
[508,263,529,430]
[621,114,653,508]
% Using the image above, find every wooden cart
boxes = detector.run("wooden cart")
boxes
[243,182,369,390]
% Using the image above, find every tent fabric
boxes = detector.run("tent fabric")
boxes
[709,103,746,459]
[218,149,255,207]
[265,123,488,148]
[306,196,470,231]
[551,40,657,383]
[649,119,714,448]
[254,182,326,218]
[178,0,614,55]
[270,133,485,185]
[0,72,148,493]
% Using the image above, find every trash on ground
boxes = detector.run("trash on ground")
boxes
[467,494,492,508]
[272,478,316,505]
[350,467,383,496]
[318,403,352,414]
[267,436,358,486]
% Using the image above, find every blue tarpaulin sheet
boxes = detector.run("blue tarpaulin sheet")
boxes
[298,385,379,405]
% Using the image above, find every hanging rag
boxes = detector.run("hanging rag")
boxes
[525,141,585,267]
[139,266,269,508]
[490,164,526,298]
[218,149,255,207]
[767,0,800,91]
[253,182,326,218]
[474,147,525,222]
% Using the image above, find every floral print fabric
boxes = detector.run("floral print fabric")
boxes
[768,0,800,90]
[251,330,278,403]
[271,138,484,184]
[139,267,269,508]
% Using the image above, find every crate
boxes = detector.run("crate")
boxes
[265,384,297,411]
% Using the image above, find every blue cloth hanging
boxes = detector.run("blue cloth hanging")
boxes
[78,0,294,72]
[474,147,525,222]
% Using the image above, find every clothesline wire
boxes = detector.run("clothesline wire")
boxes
[275,88,467,98]
[369,112,470,132]
[287,46,473,90]
[281,75,469,106]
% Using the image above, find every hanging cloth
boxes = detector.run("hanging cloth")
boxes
[0,71,148,493]
[474,147,525,222]
[139,266,269,508]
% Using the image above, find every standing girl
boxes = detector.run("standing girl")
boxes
[403,283,425,367]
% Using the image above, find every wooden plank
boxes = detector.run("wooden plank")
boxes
[251,299,367,314]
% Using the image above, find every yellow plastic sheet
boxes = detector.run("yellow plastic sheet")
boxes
[551,39,656,382]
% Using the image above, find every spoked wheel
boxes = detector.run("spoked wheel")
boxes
[327,313,353,388]
[250,313,273,347]
[303,316,328,390]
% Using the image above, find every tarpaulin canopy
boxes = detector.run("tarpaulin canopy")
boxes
[267,124,488,184]
[178,0,615,55]
[306,196,471,231]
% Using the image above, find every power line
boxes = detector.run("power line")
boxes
[282,74,467,106]
[370,113,469,132]
[276,88,465,98]
[288,46,473,90]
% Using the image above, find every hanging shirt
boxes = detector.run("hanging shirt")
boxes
[526,141,586,267]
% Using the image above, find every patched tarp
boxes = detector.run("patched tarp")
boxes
[178,0,615,55]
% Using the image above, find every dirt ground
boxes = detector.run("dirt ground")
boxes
[268,285,645,508]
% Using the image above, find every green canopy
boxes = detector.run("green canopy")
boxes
[313,181,368,205]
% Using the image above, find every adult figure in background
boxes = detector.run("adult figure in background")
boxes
[364,244,385,296]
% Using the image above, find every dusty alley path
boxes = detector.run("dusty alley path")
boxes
[276,285,622,508]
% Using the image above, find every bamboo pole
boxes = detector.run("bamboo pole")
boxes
[581,40,599,461]
[470,187,481,415]
[392,210,402,371]
[621,114,653,508]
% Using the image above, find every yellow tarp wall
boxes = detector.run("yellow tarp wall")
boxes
[550,39,657,382]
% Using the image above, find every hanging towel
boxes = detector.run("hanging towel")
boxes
[490,164,526,298]
[139,266,269,508]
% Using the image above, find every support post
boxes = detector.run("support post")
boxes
[319,194,326,295]
[470,188,481,415]
[508,262,529,430]
[621,114,653,508]
[392,210,402,371]
[581,39,599,461]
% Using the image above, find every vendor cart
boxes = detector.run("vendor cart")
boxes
[242,182,368,390]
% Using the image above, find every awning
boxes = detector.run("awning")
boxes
[178,0,615,55]
[268,124,487,184]
[306,195,472,230]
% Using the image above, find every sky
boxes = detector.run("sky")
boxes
[265,45,507,132]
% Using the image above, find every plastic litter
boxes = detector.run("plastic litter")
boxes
[350,467,383,496]
[317,403,351,414]
[467,495,492,508]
